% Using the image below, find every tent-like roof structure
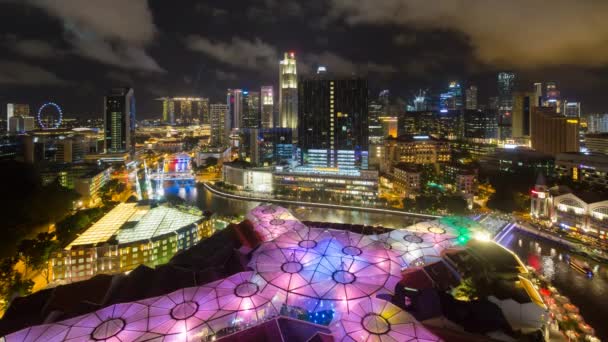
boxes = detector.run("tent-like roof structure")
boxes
[250,227,402,313]
[331,298,442,342]
[3,205,450,342]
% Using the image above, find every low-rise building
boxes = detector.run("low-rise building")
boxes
[222,161,273,192]
[555,152,608,190]
[391,164,422,195]
[273,166,378,200]
[585,133,608,154]
[480,147,554,176]
[51,203,212,283]
[531,180,608,239]
[383,135,451,171]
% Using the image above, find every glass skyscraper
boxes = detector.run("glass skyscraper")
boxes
[104,87,135,154]
[298,74,369,169]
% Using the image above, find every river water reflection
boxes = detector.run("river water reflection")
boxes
[501,229,608,340]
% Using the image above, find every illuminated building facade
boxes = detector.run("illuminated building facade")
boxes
[531,185,608,240]
[465,85,478,110]
[298,75,369,169]
[398,110,463,139]
[481,147,554,176]
[383,135,451,169]
[531,107,579,155]
[261,86,274,128]
[273,166,379,199]
[104,87,135,154]
[210,103,228,146]
[279,52,297,133]
[51,203,211,283]
[222,162,274,192]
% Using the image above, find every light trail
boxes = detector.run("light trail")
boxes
[202,182,440,219]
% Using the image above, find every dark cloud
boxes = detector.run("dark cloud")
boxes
[329,0,608,67]
[185,35,278,71]
[4,35,67,59]
[0,60,71,85]
[215,70,238,81]
[22,0,164,72]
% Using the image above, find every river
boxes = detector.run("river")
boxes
[163,182,422,228]
[164,181,608,340]
[500,229,608,340]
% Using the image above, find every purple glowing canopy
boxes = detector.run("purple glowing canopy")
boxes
[250,227,402,312]
[331,298,442,342]
[3,205,449,342]
[246,204,307,241]
[374,229,454,267]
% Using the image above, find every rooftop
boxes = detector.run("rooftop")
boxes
[67,203,201,248]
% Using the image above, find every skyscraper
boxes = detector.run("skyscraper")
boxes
[563,101,581,118]
[261,86,274,128]
[227,89,243,131]
[512,91,537,138]
[279,52,298,133]
[104,87,135,154]
[531,107,579,155]
[242,91,260,129]
[298,74,368,168]
[533,82,543,106]
[465,85,478,110]
[161,98,175,124]
[497,72,516,139]
[439,82,463,111]
[210,103,228,147]
[544,82,562,113]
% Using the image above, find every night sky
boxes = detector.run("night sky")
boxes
[2,0,608,119]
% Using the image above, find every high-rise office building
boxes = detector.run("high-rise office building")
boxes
[158,97,209,125]
[463,110,498,140]
[242,91,260,129]
[104,87,135,154]
[497,72,516,139]
[379,90,390,115]
[533,83,543,106]
[6,103,30,132]
[210,103,228,147]
[227,89,243,131]
[279,52,298,132]
[563,101,581,118]
[298,74,369,168]
[8,116,35,134]
[465,85,478,110]
[588,113,608,133]
[368,101,384,144]
[261,86,274,128]
[512,91,537,138]
[531,107,579,155]
[544,82,562,113]
[440,82,463,111]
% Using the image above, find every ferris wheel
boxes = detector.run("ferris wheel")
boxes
[37,102,63,129]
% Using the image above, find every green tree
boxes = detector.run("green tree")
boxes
[17,233,58,283]
[0,257,33,311]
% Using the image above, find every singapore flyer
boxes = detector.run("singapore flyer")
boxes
[37,102,63,129]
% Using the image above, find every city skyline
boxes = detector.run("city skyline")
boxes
[1,1,608,118]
